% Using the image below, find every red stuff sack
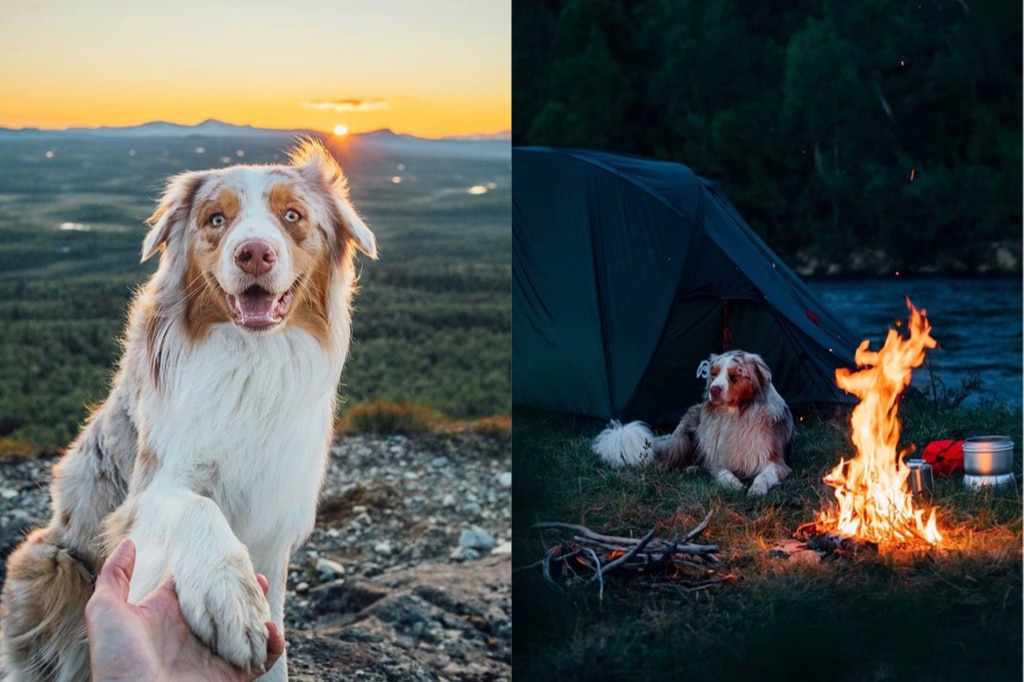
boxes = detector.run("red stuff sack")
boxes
[920,440,964,477]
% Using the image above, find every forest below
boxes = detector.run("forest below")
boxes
[513,0,1022,275]
[0,134,510,450]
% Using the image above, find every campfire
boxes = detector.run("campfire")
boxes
[811,298,942,547]
[533,300,947,586]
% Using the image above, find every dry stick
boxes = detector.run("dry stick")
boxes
[531,522,648,546]
[652,542,721,555]
[574,538,637,552]
[679,509,714,543]
[572,537,720,557]
[539,545,595,584]
[541,545,559,585]
[600,526,658,576]
[561,550,586,581]
[582,546,604,600]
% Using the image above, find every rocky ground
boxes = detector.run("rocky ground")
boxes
[0,431,512,681]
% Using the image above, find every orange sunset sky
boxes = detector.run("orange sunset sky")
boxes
[0,0,510,139]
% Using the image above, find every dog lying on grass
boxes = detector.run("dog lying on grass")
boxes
[593,350,794,497]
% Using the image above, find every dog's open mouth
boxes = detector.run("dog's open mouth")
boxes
[225,284,294,330]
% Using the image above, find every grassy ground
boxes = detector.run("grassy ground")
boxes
[512,398,1023,682]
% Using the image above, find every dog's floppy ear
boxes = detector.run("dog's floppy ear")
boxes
[748,353,773,387]
[142,172,206,262]
[703,353,720,386]
[290,138,378,260]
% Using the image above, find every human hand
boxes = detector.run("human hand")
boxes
[85,539,285,682]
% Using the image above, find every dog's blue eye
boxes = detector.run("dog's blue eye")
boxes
[209,214,225,228]
[284,209,301,223]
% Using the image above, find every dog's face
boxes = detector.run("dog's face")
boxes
[705,350,771,407]
[141,140,376,339]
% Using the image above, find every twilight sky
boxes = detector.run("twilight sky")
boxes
[0,0,510,138]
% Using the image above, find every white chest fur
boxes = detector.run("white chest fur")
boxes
[138,322,342,563]
[697,406,774,479]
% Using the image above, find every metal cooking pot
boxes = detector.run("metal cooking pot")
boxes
[962,436,1014,476]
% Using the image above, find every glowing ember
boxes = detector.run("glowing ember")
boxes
[817,298,943,546]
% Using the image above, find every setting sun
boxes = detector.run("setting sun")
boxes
[0,1,510,138]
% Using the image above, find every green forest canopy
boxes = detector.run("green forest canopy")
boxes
[513,0,1022,275]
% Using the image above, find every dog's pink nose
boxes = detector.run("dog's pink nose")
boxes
[709,385,723,400]
[234,240,277,277]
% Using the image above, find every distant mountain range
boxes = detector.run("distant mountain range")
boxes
[0,118,511,142]
[0,119,510,160]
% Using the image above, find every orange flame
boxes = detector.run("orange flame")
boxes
[817,298,943,545]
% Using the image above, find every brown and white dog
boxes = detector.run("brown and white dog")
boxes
[593,350,794,497]
[0,139,376,681]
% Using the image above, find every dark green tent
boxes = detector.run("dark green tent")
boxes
[512,147,859,424]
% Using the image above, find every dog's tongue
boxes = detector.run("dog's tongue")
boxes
[226,288,290,328]
[238,290,276,319]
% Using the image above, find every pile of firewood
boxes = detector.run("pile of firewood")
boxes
[529,511,734,598]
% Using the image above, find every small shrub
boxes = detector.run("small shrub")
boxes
[0,437,46,460]
[468,414,512,437]
[336,400,443,435]
[439,414,512,437]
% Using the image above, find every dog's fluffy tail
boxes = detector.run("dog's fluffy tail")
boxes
[592,420,655,468]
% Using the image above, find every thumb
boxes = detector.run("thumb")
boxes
[95,539,136,603]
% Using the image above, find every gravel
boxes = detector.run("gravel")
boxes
[0,431,511,681]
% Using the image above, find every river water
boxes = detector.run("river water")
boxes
[807,278,1022,408]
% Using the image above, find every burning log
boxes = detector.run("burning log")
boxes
[530,511,734,597]
[768,523,880,563]
[794,521,879,558]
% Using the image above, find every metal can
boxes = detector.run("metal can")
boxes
[905,459,934,497]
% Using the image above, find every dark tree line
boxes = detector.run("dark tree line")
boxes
[514,0,1022,275]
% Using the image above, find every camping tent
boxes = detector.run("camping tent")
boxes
[512,147,859,424]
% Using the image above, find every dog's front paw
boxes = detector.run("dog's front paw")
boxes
[713,469,744,492]
[176,549,271,673]
[747,465,784,497]
[747,479,770,497]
